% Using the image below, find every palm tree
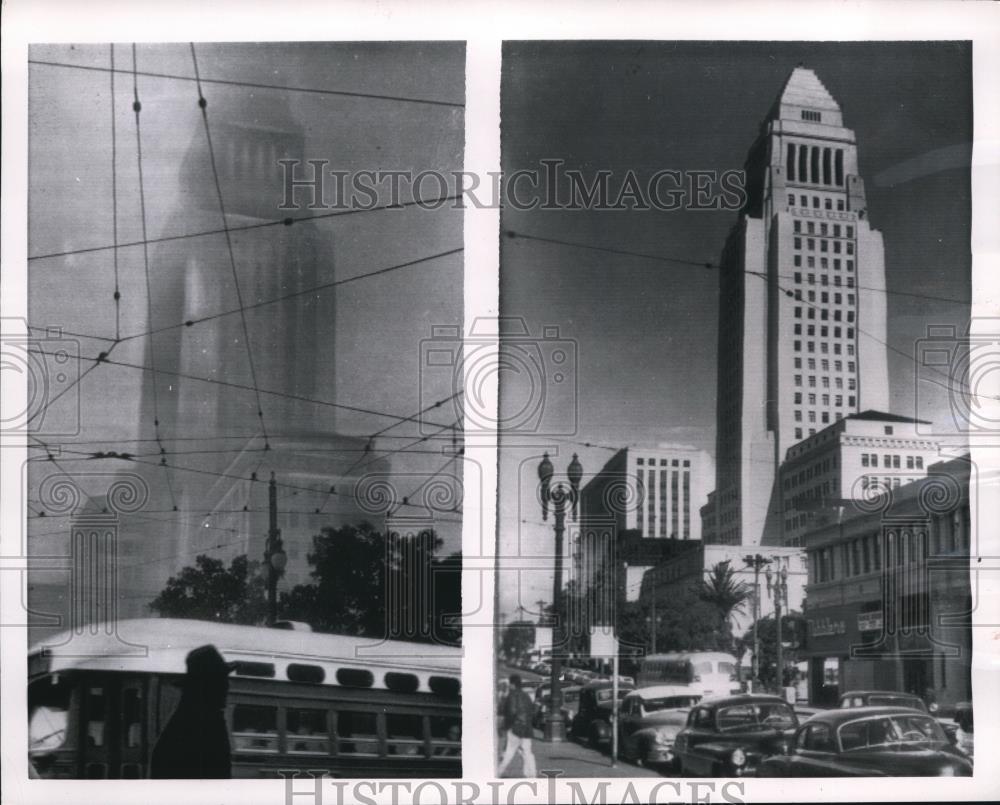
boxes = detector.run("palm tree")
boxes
[698,561,751,652]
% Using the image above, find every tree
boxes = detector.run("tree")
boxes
[615,583,729,676]
[698,561,751,653]
[279,523,462,646]
[500,620,536,664]
[736,611,807,691]
[149,554,267,624]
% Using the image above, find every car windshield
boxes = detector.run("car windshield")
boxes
[596,688,630,704]
[644,696,700,712]
[838,714,946,751]
[717,702,796,731]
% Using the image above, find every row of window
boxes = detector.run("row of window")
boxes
[793,323,855,340]
[794,352,854,371]
[789,193,848,211]
[794,374,857,390]
[794,236,855,255]
[786,142,844,186]
[860,453,924,470]
[793,336,855,352]
[231,703,460,758]
[809,514,968,584]
[794,256,855,272]
[793,220,854,238]
[792,289,856,307]
[794,273,856,290]
[635,458,691,467]
[795,306,854,325]
[795,409,845,425]
[794,393,857,407]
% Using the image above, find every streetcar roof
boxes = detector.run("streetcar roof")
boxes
[29,618,461,685]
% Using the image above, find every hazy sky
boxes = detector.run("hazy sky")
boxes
[497,41,972,621]
[28,42,466,567]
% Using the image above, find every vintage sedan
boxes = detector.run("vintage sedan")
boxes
[569,680,635,747]
[839,690,958,741]
[673,694,798,777]
[617,686,703,769]
[757,706,973,776]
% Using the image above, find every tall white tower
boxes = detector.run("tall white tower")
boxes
[708,67,890,547]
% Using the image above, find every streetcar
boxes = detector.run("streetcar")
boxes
[28,618,462,779]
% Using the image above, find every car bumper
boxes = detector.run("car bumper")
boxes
[645,748,676,764]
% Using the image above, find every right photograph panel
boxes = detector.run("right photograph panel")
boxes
[495,41,974,779]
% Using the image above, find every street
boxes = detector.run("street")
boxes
[499,730,664,778]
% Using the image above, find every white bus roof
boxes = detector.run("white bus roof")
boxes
[641,652,737,662]
[629,685,702,700]
[29,619,461,689]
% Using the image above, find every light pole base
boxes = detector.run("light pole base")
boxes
[543,713,566,742]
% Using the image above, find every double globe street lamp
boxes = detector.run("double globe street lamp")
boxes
[536,451,583,742]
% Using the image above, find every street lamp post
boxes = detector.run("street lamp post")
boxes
[265,472,287,626]
[743,553,772,692]
[766,562,789,697]
[538,452,583,743]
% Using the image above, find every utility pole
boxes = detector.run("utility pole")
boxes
[650,594,657,655]
[743,553,772,692]
[265,472,286,626]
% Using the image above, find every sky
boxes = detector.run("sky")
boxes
[27,42,466,604]
[497,41,973,622]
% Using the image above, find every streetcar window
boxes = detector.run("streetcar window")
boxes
[85,686,107,748]
[286,708,330,755]
[387,713,425,757]
[287,664,325,684]
[336,668,374,688]
[29,676,74,753]
[233,661,276,678]
[122,687,143,749]
[336,711,379,756]
[231,704,279,753]
[430,716,461,757]
[385,672,420,694]
[428,676,461,698]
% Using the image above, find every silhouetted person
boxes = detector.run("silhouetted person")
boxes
[150,644,236,778]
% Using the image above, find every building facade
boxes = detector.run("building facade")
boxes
[576,446,712,606]
[800,455,973,709]
[779,411,941,546]
[706,67,891,547]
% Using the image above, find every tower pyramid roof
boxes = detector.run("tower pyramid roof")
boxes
[769,66,843,126]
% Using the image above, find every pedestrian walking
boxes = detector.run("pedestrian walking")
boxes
[150,644,236,778]
[497,674,537,777]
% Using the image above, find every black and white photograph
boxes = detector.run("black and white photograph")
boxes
[22,41,466,779]
[495,40,980,779]
[3,2,1000,804]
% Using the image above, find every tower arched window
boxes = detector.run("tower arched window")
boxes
[835,149,844,185]
[810,147,820,184]
[822,148,832,185]
[798,146,808,182]
[787,143,797,181]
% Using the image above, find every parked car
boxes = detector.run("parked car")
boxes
[673,694,798,777]
[794,705,828,724]
[533,685,582,730]
[757,706,972,776]
[570,680,635,747]
[838,690,958,741]
[617,685,703,769]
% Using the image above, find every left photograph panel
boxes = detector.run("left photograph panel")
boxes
[25,42,465,779]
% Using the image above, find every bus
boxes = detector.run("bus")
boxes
[28,618,461,779]
[636,652,740,698]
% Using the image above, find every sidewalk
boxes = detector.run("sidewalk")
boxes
[499,735,663,778]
